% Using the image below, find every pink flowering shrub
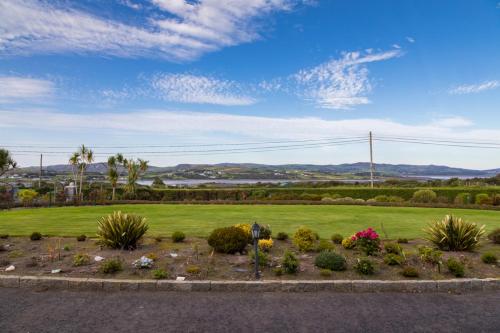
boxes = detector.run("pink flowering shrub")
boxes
[352,228,381,255]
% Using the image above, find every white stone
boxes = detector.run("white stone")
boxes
[170,253,178,258]
[176,276,185,281]
[51,269,62,274]
[5,265,15,272]
[94,256,105,262]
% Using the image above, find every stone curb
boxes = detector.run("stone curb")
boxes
[0,275,498,293]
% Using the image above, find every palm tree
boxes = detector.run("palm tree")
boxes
[123,158,149,196]
[74,145,94,200]
[68,152,80,194]
[107,156,119,200]
[0,148,17,178]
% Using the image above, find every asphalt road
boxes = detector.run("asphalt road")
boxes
[1,288,499,333]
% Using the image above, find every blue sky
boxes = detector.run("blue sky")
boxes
[1,0,500,168]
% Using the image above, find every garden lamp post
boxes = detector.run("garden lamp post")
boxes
[251,222,261,279]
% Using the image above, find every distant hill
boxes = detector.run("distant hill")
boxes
[9,162,500,179]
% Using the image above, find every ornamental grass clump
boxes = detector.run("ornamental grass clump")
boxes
[97,211,148,250]
[314,251,347,271]
[352,228,381,255]
[171,231,186,243]
[424,215,485,251]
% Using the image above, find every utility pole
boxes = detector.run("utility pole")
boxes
[369,132,374,188]
[39,154,43,188]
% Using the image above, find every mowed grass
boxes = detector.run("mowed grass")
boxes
[0,204,499,239]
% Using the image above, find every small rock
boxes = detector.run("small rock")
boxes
[51,269,62,274]
[234,268,248,273]
[170,253,178,258]
[176,276,185,281]
[94,256,105,262]
[5,265,15,272]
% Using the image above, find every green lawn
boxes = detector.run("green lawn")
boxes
[0,204,499,239]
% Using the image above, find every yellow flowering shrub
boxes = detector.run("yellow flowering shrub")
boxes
[342,237,356,249]
[258,238,274,252]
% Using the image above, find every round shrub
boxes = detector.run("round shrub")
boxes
[316,239,334,252]
[76,234,87,242]
[400,266,419,278]
[100,258,123,274]
[331,234,343,244]
[292,226,316,252]
[152,269,168,280]
[354,258,375,275]
[171,231,186,243]
[250,250,268,267]
[186,265,201,274]
[276,232,289,241]
[259,224,272,240]
[234,223,252,243]
[384,242,402,255]
[97,211,148,250]
[282,250,299,274]
[487,228,500,244]
[314,251,347,271]
[383,254,404,266]
[258,238,273,252]
[446,258,465,277]
[454,193,472,205]
[412,189,437,203]
[481,252,497,264]
[73,253,90,267]
[207,226,248,254]
[475,193,492,205]
[30,232,42,241]
[342,237,356,249]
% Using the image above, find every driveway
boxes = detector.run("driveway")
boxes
[1,288,499,332]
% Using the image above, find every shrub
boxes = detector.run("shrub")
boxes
[354,258,375,275]
[100,258,123,274]
[384,243,402,255]
[412,189,437,203]
[30,232,42,241]
[488,228,500,244]
[186,265,201,274]
[352,228,380,255]
[446,258,465,277]
[0,234,9,239]
[234,223,252,243]
[76,234,87,242]
[18,189,38,206]
[249,250,268,267]
[208,226,248,254]
[273,267,283,276]
[258,238,274,252]
[97,211,148,250]
[384,254,404,266]
[475,193,492,205]
[282,250,299,274]
[73,254,90,267]
[276,232,288,241]
[259,224,272,240]
[292,226,316,252]
[331,234,343,244]
[418,246,443,265]
[319,269,332,277]
[152,269,168,279]
[397,238,408,244]
[342,237,356,249]
[400,266,419,278]
[63,245,71,251]
[424,215,485,251]
[171,231,186,243]
[481,252,497,264]
[314,251,347,271]
[316,239,334,252]
[454,193,472,205]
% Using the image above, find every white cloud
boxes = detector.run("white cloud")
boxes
[448,80,500,95]
[0,76,54,103]
[431,116,473,128]
[406,36,415,43]
[151,74,257,106]
[292,50,402,109]
[0,0,296,61]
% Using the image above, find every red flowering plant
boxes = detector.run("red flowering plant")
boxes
[352,228,381,255]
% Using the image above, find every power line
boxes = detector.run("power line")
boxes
[376,135,500,146]
[375,138,500,149]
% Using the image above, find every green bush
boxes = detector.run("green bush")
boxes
[446,258,465,277]
[487,228,500,244]
[400,266,419,278]
[384,242,402,255]
[76,234,87,242]
[481,252,497,264]
[259,224,272,240]
[424,215,485,251]
[319,268,332,277]
[418,246,443,265]
[372,195,404,203]
[282,250,299,274]
[186,265,201,274]
[475,193,492,205]
[331,234,343,244]
[454,193,472,205]
[152,269,168,279]
[249,250,268,267]
[73,253,90,267]
[276,232,289,241]
[208,226,248,254]
[292,226,316,252]
[97,211,148,250]
[354,258,375,275]
[100,258,123,274]
[171,231,186,243]
[383,254,404,266]
[316,239,334,252]
[273,267,283,276]
[30,232,42,241]
[314,251,347,271]
[397,238,408,244]
[412,189,437,203]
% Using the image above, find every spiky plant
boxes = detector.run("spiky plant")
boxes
[424,215,485,251]
[97,211,148,250]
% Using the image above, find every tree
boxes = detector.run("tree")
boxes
[68,152,80,194]
[107,153,124,201]
[75,145,94,200]
[152,176,165,188]
[0,148,17,177]
[123,158,148,196]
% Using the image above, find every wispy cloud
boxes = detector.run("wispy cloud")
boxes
[292,50,402,109]
[448,80,500,95]
[0,76,54,103]
[0,0,298,61]
[406,36,415,43]
[431,116,473,128]
[151,74,257,106]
